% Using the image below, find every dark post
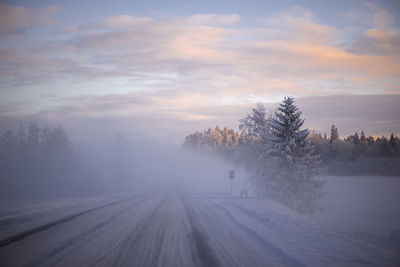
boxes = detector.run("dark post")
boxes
[229,170,235,197]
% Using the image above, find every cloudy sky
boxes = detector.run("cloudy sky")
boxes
[0,0,399,143]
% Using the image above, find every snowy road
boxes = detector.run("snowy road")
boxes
[0,192,399,267]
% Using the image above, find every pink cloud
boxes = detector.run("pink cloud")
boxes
[0,5,64,38]
[365,28,393,39]
[186,14,242,26]
[1,5,400,114]
[266,6,339,44]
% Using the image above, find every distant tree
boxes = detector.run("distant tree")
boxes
[360,131,366,144]
[311,130,319,140]
[0,123,86,198]
[330,125,339,143]
[267,96,323,214]
[214,126,223,146]
[366,136,375,145]
[215,125,222,134]
[237,103,273,193]
[376,136,390,157]
[239,130,246,145]
[353,132,360,145]
[389,133,397,156]
[184,126,241,152]
[232,131,239,146]
[239,103,271,144]
[222,127,232,147]
[389,134,396,149]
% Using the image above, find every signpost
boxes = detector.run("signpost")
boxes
[228,170,235,197]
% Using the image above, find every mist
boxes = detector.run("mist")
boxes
[1,0,400,264]
[0,124,240,199]
[0,106,400,266]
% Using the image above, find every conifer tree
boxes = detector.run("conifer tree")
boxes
[360,131,366,143]
[330,125,339,143]
[267,96,323,213]
[354,132,360,145]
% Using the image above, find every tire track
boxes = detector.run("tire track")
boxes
[25,196,149,267]
[0,195,142,248]
[210,201,307,267]
[87,197,166,267]
[181,198,221,267]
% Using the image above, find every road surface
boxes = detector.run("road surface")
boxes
[0,192,399,267]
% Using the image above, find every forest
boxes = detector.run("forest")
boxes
[184,97,400,212]
[0,123,135,199]
[184,111,400,176]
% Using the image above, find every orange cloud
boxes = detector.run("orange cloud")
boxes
[1,5,400,113]
[365,28,393,39]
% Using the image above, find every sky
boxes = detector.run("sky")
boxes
[0,0,400,143]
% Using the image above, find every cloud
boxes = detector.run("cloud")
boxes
[265,6,339,44]
[105,15,153,28]
[186,14,242,26]
[346,3,400,58]
[365,28,393,39]
[1,5,400,126]
[365,2,394,30]
[0,5,64,38]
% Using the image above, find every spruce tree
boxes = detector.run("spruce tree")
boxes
[330,125,339,143]
[354,132,360,145]
[267,96,323,214]
[360,131,366,143]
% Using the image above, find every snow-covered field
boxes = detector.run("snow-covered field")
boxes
[0,180,399,267]
[315,176,400,236]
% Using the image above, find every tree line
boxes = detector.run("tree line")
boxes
[311,126,400,175]
[185,98,322,213]
[184,97,400,213]
[184,116,400,176]
[0,122,135,199]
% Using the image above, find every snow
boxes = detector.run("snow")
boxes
[315,176,400,235]
[0,183,399,266]
[211,196,400,266]
[0,192,137,241]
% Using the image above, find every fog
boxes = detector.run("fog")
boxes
[1,122,400,266]
[1,0,400,264]
[0,123,250,199]
[76,137,250,195]
[1,122,398,236]
[315,176,400,236]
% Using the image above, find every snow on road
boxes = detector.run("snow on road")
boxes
[211,198,400,266]
[0,192,138,241]
[0,192,399,267]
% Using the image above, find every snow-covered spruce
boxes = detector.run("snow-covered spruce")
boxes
[266,96,323,214]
